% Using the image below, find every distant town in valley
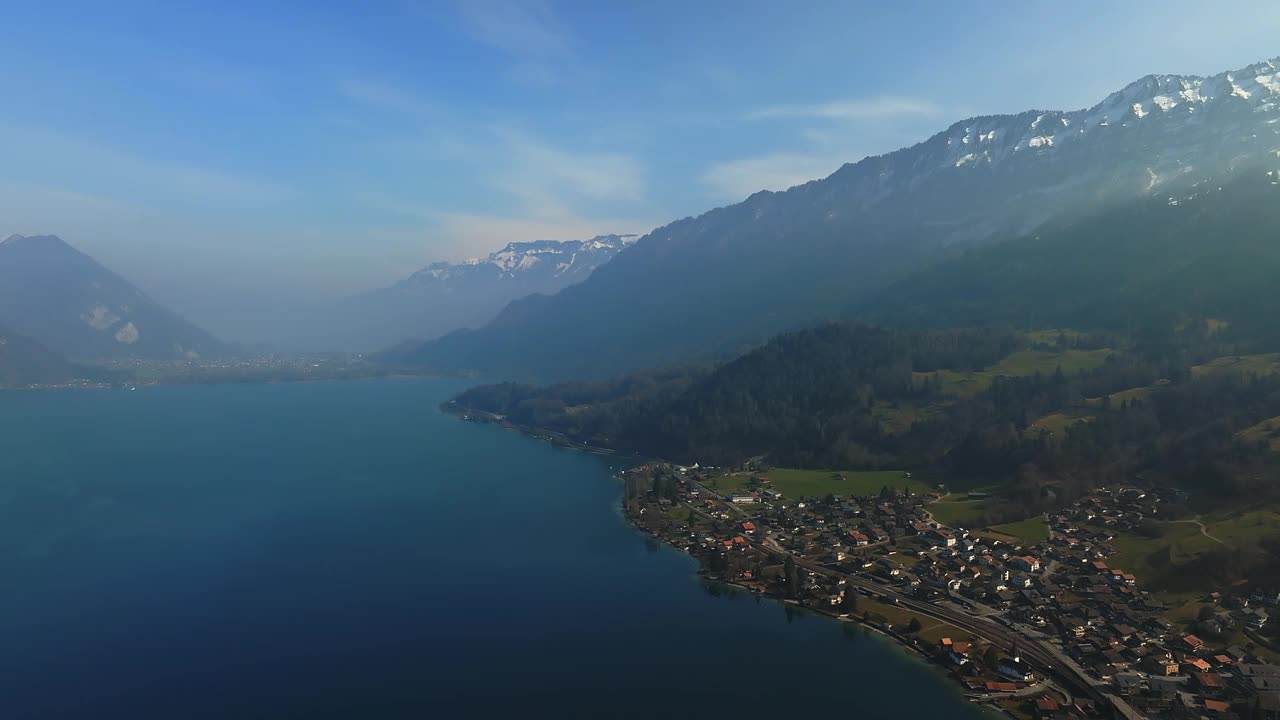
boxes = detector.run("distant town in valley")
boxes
[12,354,391,391]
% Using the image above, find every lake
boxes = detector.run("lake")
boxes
[0,378,988,718]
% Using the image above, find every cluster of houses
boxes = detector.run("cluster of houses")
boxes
[640,467,1280,719]
[1016,489,1280,719]
[724,480,939,557]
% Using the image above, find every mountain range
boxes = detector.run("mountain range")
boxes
[295,234,637,352]
[0,234,226,362]
[392,56,1280,380]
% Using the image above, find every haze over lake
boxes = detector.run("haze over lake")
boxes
[0,378,989,719]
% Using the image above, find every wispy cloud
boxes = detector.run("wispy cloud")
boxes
[492,129,644,211]
[421,129,650,259]
[748,96,939,120]
[447,0,581,89]
[700,152,844,202]
[338,78,437,117]
[453,0,570,57]
[703,96,942,202]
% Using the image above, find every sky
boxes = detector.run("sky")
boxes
[2,0,1279,339]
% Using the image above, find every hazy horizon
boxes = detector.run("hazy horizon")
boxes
[3,0,1279,342]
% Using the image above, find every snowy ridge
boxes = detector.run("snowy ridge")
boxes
[408,234,637,284]
[330,233,638,350]
[929,57,1280,173]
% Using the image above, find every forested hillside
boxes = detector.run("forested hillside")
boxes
[452,321,1280,521]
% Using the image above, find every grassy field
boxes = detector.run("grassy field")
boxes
[872,402,939,435]
[1193,354,1280,378]
[1027,384,1161,438]
[1079,385,1158,408]
[859,599,974,644]
[1205,508,1280,547]
[1025,410,1094,438]
[914,369,995,398]
[918,349,1117,399]
[1106,508,1280,593]
[988,349,1116,376]
[986,516,1049,544]
[1025,329,1088,346]
[928,498,989,528]
[1106,522,1213,592]
[718,468,932,499]
[1238,416,1280,452]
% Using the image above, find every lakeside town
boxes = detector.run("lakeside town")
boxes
[11,354,390,391]
[624,464,1280,720]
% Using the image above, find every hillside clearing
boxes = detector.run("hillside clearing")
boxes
[1192,353,1280,378]
[918,349,1118,398]
[1237,416,1280,451]
[716,468,932,499]
[1025,410,1094,438]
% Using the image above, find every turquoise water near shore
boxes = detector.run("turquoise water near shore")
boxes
[0,378,988,718]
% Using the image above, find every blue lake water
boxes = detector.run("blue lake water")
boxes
[0,378,988,718]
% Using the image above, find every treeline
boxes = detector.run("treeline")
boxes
[453,324,1018,465]
[453,321,1280,515]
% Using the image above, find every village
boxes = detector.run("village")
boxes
[624,464,1280,720]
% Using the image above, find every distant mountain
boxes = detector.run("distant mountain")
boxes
[316,234,637,351]
[0,323,74,387]
[396,57,1280,380]
[0,234,226,361]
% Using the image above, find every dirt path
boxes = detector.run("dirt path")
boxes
[1168,516,1224,544]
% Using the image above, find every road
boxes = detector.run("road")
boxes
[682,477,1145,719]
[741,527,1146,719]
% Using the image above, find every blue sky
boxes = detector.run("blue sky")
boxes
[2,0,1278,337]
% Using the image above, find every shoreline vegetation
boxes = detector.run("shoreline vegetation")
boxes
[441,400,1066,718]
[443,402,627,457]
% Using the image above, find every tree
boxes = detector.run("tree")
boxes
[984,646,1003,669]
[1198,605,1216,622]
[906,617,923,633]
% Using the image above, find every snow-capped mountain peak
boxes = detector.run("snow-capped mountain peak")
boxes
[928,57,1280,176]
[428,234,637,283]
[328,233,638,351]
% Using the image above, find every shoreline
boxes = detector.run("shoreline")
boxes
[625,504,1019,719]
[440,402,639,459]
[446,403,1060,719]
